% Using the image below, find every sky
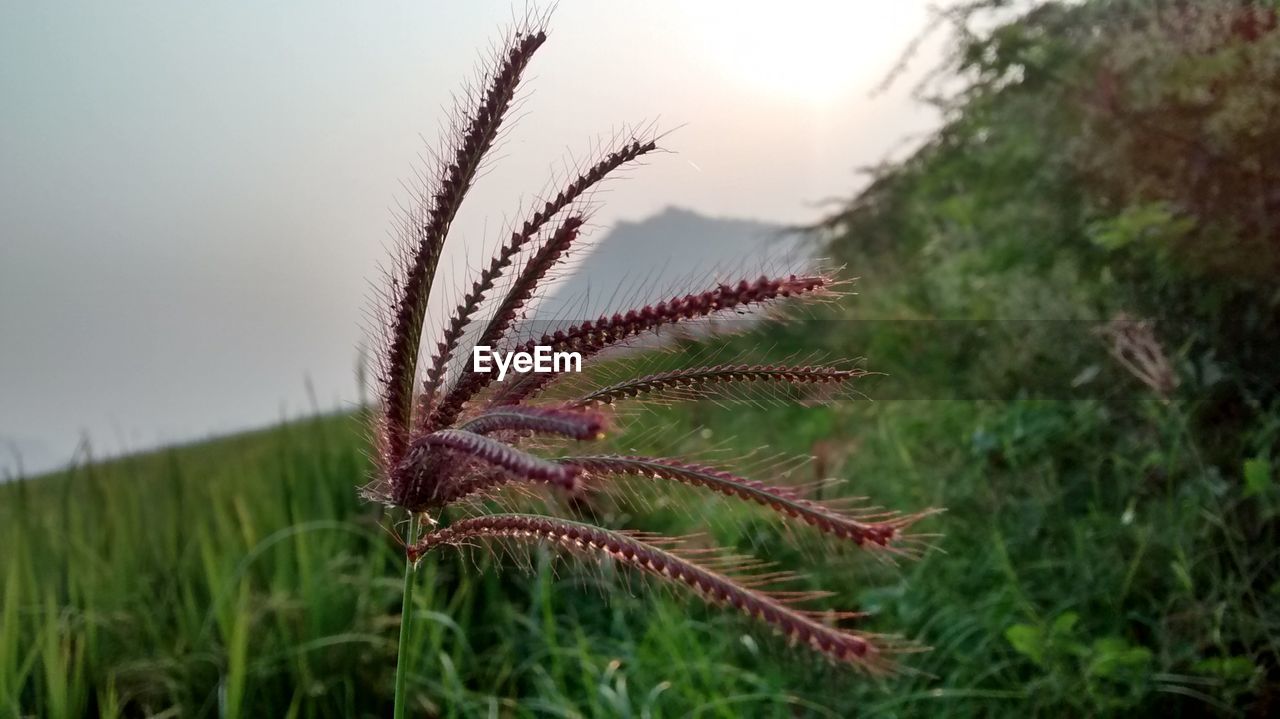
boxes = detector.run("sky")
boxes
[0,1,943,476]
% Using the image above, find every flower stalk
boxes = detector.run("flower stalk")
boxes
[366,16,935,713]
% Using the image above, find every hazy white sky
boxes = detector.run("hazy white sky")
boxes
[0,1,942,475]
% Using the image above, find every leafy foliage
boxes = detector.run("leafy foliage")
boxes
[806,0,1280,712]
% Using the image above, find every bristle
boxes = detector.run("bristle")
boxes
[561,455,929,550]
[459,405,607,440]
[420,406,606,508]
[572,363,866,407]
[418,137,660,418]
[426,463,552,509]
[537,274,830,357]
[380,27,547,468]
[428,215,585,428]
[361,12,935,681]
[408,514,895,672]
[429,429,577,485]
[492,274,833,404]
[394,429,576,508]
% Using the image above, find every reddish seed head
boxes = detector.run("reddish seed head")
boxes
[369,16,926,676]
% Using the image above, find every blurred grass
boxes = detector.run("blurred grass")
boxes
[3,383,1275,716]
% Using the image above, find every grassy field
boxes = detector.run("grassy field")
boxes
[2,382,1273,716]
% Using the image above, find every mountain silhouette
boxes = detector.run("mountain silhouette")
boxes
[538,207,803,321]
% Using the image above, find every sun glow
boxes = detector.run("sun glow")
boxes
[681,1,914,104]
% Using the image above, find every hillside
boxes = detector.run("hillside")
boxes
[540,207,799,320]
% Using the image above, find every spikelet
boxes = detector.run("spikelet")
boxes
[560,455,933,551]
[394,429,577,508]
[418,137,660,416]
[459,405,607,440]
[429,430,575,485]
[428,215,586,428]
[366,15,936,676]
[380,25,547,468]
[490,274,834,405]
[529,274,831,359]
[572,363,866,407]
[407,514,897,673]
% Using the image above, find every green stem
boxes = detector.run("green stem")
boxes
[392,514,419,719]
